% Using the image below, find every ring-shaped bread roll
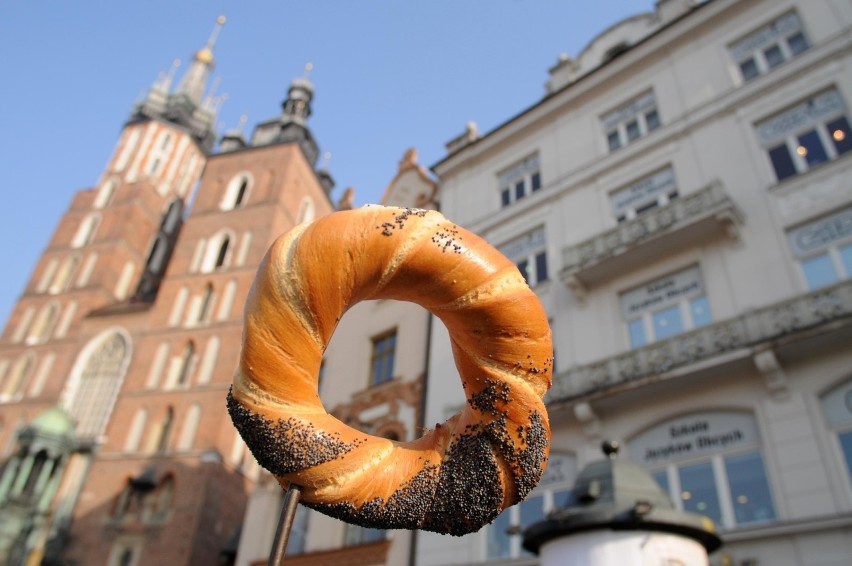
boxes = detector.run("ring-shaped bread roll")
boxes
[228,206,553,536]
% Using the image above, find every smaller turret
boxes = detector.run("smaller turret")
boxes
[275,64,320,166]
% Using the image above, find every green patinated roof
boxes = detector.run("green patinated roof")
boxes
[29,406,76,437]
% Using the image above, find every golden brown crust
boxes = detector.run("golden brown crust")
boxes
[228,206,553,535]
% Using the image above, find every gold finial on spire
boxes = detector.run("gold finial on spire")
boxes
[304,62,314,79]
[195,15,226,64]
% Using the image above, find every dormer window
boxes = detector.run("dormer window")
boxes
[603,41,631,63]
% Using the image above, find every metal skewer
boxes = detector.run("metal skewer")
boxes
[268,484,302,566]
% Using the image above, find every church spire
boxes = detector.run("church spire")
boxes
[130,16,227,151]
[176,15,226,104]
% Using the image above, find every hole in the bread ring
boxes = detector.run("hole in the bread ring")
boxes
[228,206,552,536]
[319,300,441,440]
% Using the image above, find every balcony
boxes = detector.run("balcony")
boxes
[559,182,743,297]
[547,279,852,405]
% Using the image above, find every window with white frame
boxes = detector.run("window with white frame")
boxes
[499,227,548,287]
[621,266,712,348]
[498,155,541,207]
[821,378,852,487]
[602,91,661,152]
[729,12,809,83]
[628,411,776,529]
[787,206,852,290]
[370,330,396,386]
[756,88,852,182]
[610,167,678,222]
[486,452,576,560]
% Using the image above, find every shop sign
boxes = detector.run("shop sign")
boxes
[787,207,852,257]
[620,266,703,318]
[627,411,759,466]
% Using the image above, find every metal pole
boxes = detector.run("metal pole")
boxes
[268,484,302,566]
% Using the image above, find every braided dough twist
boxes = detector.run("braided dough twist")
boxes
[228,206,553,536]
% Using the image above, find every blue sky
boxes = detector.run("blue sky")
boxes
[0,1,653,325]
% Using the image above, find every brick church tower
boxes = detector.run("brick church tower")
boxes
[0,17,336,565]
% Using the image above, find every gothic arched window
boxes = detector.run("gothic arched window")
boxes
[94,179,118,209]
[176,341,195,387]
[199,230,234,273]
[156,407,174,453]
[146,237,167,274]
[221,173,253,210]
[65,330,130,439]
[26,302,59,345]
[162,200,183,235]
[1,353,34,402]
[50,255,80,294]
[177,404,201,451]
[197,284,214,324]
[215,237,230,270]
[71,213,100,248]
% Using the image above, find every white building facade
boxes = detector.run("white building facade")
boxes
[422,1,852,565]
